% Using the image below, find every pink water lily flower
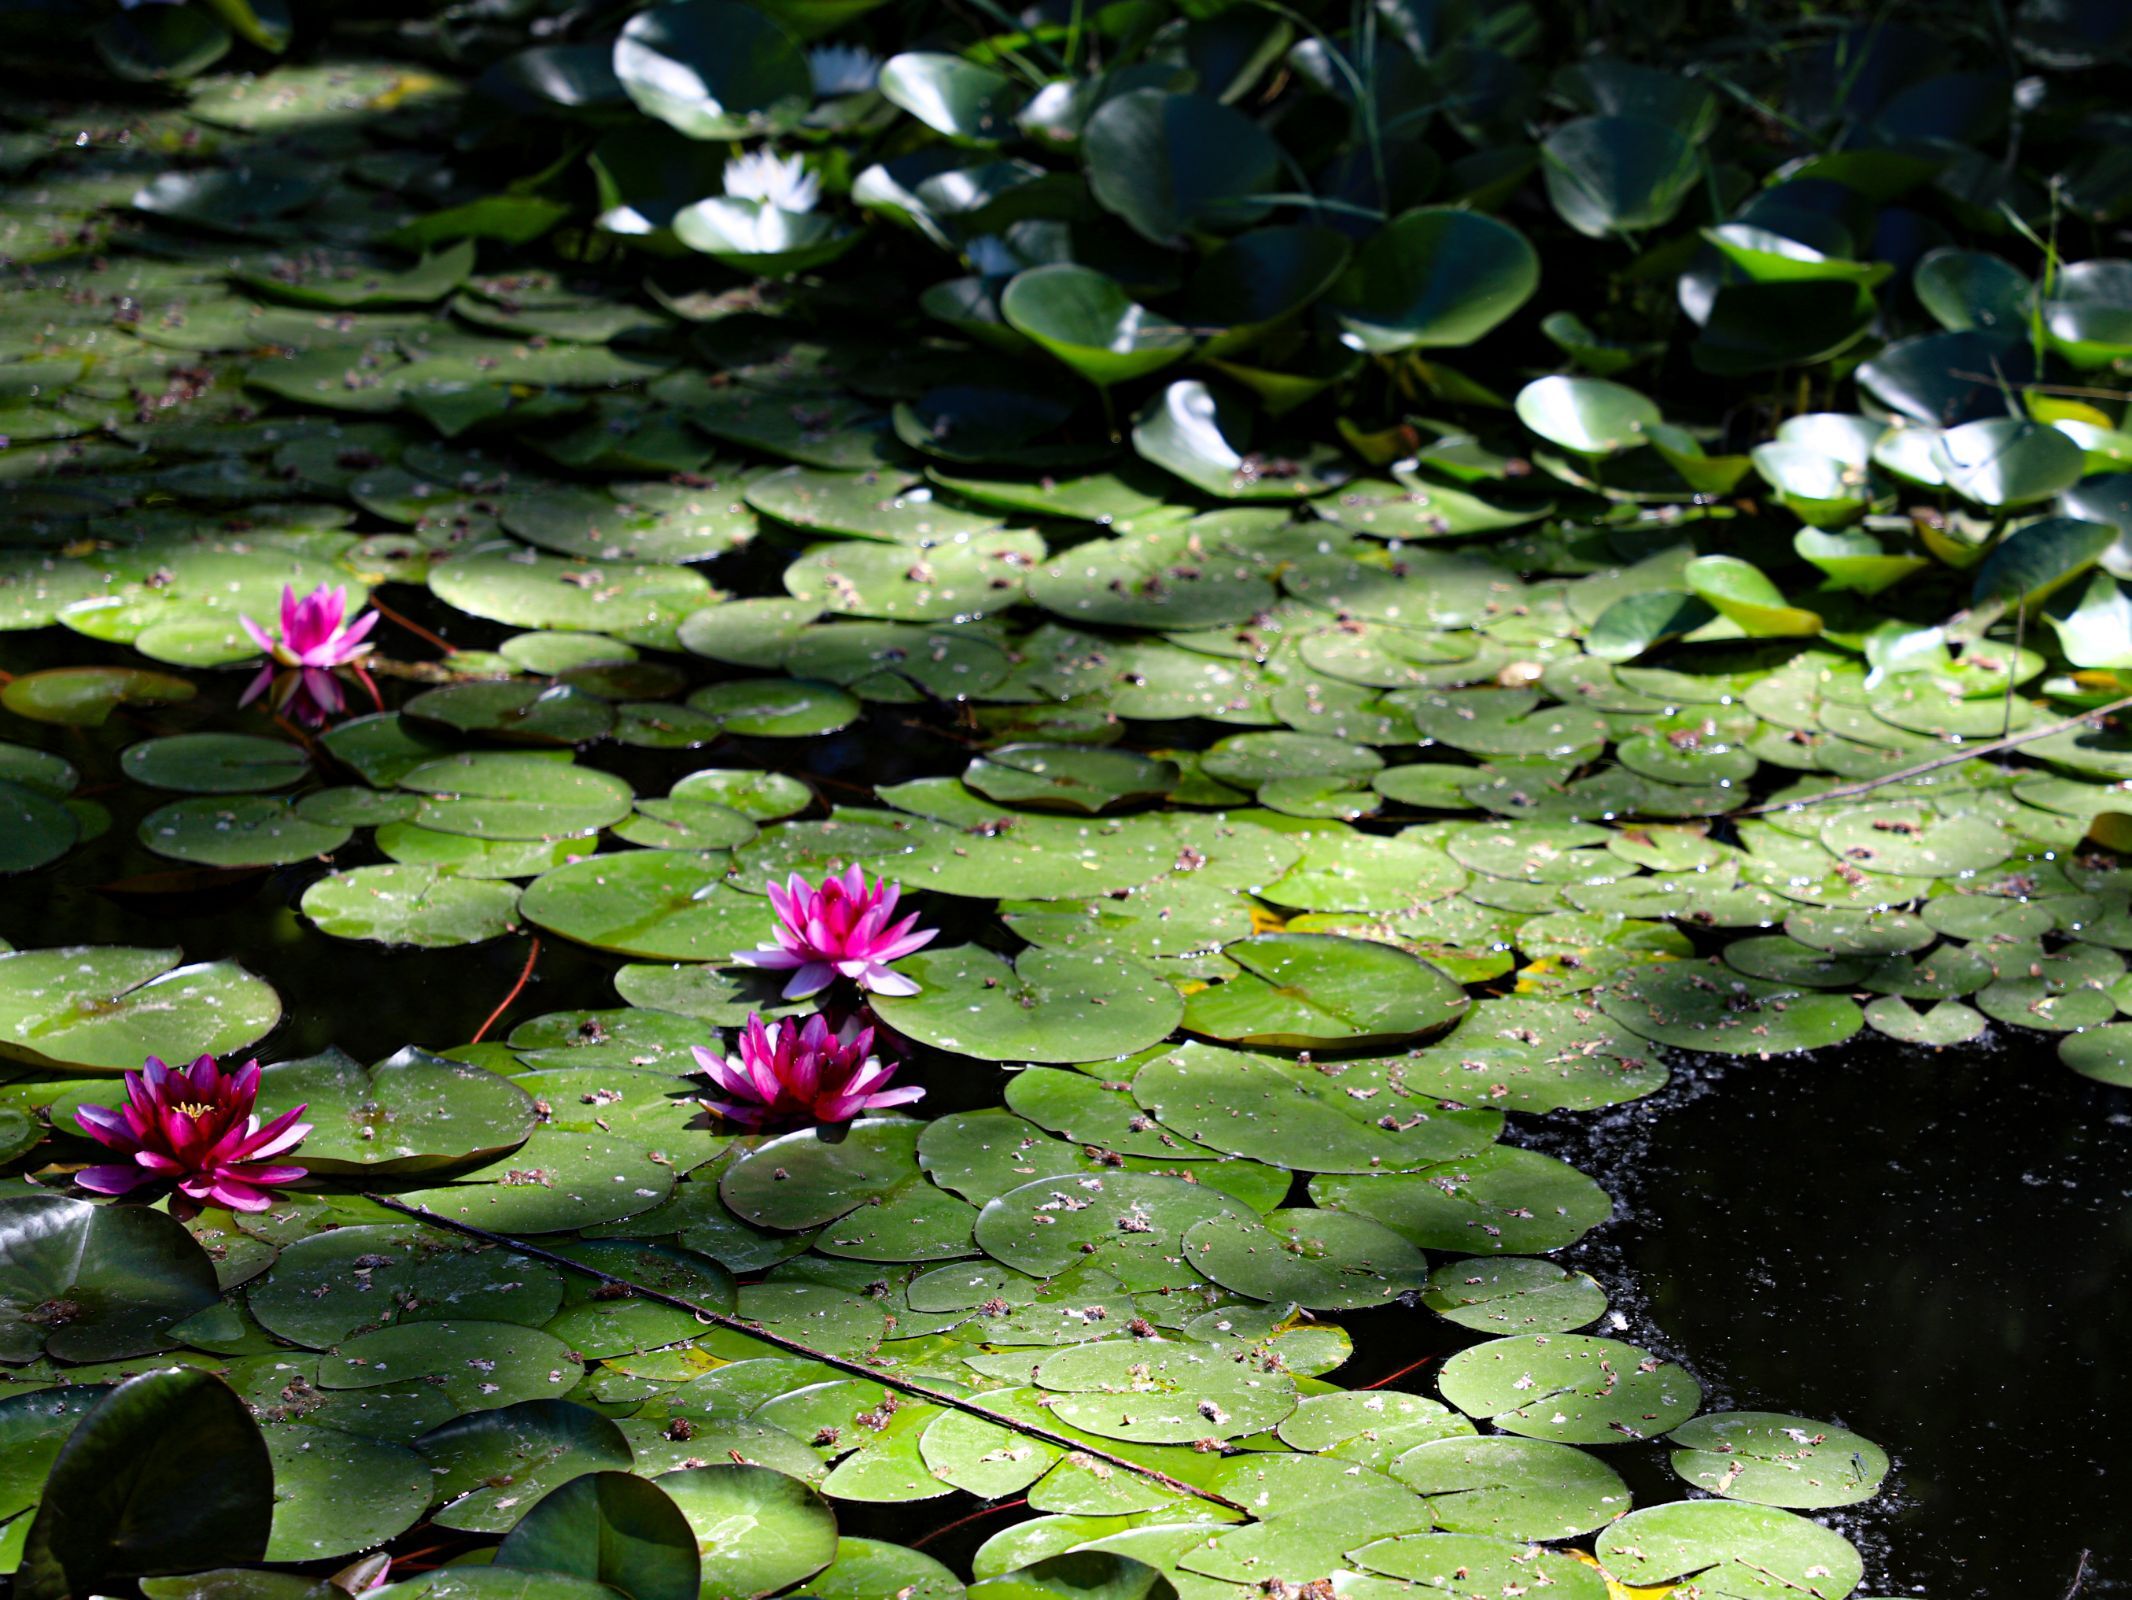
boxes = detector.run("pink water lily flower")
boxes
[75,1053,311,1214]
[736,866,937,998]
[238,583,380,726]
[694,1012,922,1128]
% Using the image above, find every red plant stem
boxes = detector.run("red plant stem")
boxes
[352,663,385,713]
[365,595,457,657]
[912,1497,1028,1549]
[271,714,322,758]
[1360,1354,1438,1390]
[471,937,541,1044]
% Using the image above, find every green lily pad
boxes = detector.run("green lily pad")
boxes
[19,1368,273,1597]
[428,548,714,643]
[1032,1337,1298,1443]
[0,945,281,1073]
[302,866,523,947]
[0,1194,220,1362]
[248,1222,562,1346]
[1179,1206,1431,1310]
[1347,1533,1609,1598]
[974,1172,1242,1283]
[404,682,617,747]
[745,467,1004,544]
[1389,1435,1631,1540]
[256,1047,536,1177]
[0,781,79,874]
[1334,208,1540,355]
[1132,381,1339,501]
[1596,1501,1863,1600]
[785,531,1043,623]
[1002,267,1192,387]
[1133,1040,1496,1171]
[415,1400,634,1533]
[520,852,759,960]
[493,1470,699,1600]
[261,1427,429,1562]
[656,1465,838,1599]
[1423,1257,1609,1334]
[394,1124,677,1233]
[121,734,310,794]
[685,677,860,737]
[1437,1333,1700,1444]
[1181,933,1467,1049]
[1669,1411,1888,1508]
[396,755,636,840]
[140,797,350,868]
[872,945,1184,1064]
[1310,1146,1612,1254]
[1600,962,1864,1055]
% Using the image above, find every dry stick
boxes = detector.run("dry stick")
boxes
[358,1191,1254,1518]
[1729,690,2132,819]
[2064,1548,2093,1600]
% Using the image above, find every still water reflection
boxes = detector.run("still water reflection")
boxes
[1555,1037,2132,1598]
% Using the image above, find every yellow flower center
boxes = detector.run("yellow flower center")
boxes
[174,1101,215,1118]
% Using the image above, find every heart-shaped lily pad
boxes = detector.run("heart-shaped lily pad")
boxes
[0,945,281,1073]
[1437,1333,1701,1444]
[1181,934,1467,1049]
[872,946,1184,1063]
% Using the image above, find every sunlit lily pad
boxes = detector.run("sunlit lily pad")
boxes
[1669,1410,1888,1508]
[872,945,1183,1063]
[1438,1333,1700,1444]
[1181,934,1467,1049]
[0,945,281,1073]
[1311,1146,1612,1254]
[1596,1501,1863,1600]
[256,1047,536,1177]
[1389,1435,1631,1540]
[1131,1041,1496,1170]
[1424,1257,1608,1334]
[302,866,522,947]
[396,755,636,840]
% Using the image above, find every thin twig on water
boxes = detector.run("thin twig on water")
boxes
[358,1192,1254,1517]
[1731,691,2132,818]
[2064,1548,2092,1600]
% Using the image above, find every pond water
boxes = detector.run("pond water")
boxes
[1548,1036,2132,1599]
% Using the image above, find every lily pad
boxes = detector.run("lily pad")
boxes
[1596,1501,1863,1600]
[0,945,281,1073]
[1437,1333,1700,1444]
[872,946,1184,1064]
[302,866,523,947]
[1669,1411,1889,1508]
[1181,933,1467,1049]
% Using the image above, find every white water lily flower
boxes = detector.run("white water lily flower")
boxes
[722,150,820,213]
[808,44,880,96]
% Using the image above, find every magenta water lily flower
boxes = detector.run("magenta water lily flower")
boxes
[75,1053,311,1213]
[238,583,380,727]
[736,865,937,998]
[694,1012,922,1128]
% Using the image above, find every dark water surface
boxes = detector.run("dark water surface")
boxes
[1543,1036,2132,1598]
